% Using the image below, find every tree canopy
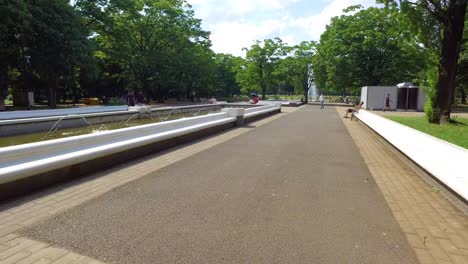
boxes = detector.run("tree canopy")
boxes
[0,0,466,118]
[313,5,427,96]
[239,38,286,100]
[379,0,468,123]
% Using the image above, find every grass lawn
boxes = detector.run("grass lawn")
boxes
[385,116,468,149]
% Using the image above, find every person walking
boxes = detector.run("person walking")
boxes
[319,94,325,109]
[383,94,391,112]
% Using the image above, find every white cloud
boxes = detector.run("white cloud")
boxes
[208,19,288,56]
[289,0,378,40]
[188,0,379,56]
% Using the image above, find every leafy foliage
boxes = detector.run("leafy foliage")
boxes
[313,6,427,96]
[380,0,468,124]
[275,41,315,102]
[0,0,244,107]
[456,14,468,104]
[0,0,93,108]
[1,0,465,112]
[239,38,286,100]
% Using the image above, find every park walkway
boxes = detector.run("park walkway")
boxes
[0,105,466,263]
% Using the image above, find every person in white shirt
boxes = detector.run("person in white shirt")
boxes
[319,94,324,109]
[209,96,217,104]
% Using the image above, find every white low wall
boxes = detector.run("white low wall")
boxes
[0,112,235,185]
[0,105,128,120]
[356,110,468,201]
[0,105,218,127]
[0,110,137,126]
[244,104,281,118]
[0,105,281,189]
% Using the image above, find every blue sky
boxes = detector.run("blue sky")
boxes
[187,0,379,56]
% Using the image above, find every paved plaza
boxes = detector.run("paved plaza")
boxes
[0,105,467,263]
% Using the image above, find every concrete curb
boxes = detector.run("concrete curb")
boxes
[355,110,468,202]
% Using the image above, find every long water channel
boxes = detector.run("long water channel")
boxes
[0,110,215,148]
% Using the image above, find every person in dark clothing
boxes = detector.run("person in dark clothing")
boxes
[383,94,391,112]
[136,91,145,105]
[127,91,135,106]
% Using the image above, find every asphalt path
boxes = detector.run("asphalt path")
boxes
[23,105,418,264]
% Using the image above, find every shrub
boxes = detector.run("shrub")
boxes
[424,67,439,123]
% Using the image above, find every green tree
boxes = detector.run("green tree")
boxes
[313,6,427,97]
[214,53,242,98]
[456,13,468,104]
[76,0,211,101]
[241,38,285,100]
[30,0,92,108]
[272,42,315,102]
[0,0,92,108]
[273,56,296,96]
[380,0,468,123]
[288,41,315,103]
[0,0,31,109]
[235,56,260,96]
[168,42,218,100]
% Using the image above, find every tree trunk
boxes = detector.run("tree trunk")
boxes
[303,80,309,104]
[71,65,76,107]
[261,82,266,100]
[48,79,57,109]
[155,83,164,103]
[434,1,467,124]
[0,69,7,111]
[461,88,466,104]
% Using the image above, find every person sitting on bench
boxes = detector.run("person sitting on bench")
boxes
[344,101,364,118]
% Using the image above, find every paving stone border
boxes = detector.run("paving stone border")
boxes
[339,107,468,264]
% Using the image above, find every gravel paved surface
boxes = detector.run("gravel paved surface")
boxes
[22,105,417,264]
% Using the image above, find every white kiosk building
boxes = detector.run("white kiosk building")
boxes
[360,82,427,111]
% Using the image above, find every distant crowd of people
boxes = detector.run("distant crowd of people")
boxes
[316,93,365,118]
[123,91,145,106]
